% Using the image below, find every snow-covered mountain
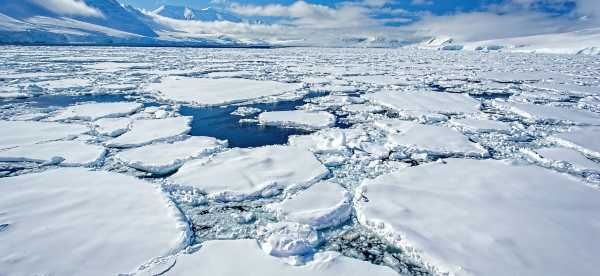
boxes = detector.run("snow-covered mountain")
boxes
[419,29,600,55]
[0,0,262,46]
[152,5,241,23]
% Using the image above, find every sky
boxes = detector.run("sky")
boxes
[23,0,600,44]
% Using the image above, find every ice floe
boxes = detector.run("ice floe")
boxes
[169,145,328,201]
[0,120,89,149]
[492,101,600,125]
[259,110,336,130]
[115,137,227,175]
[0,168,190,276]
[146,239,398,276]
[523,147,600,172]
[258,222,320,258]
[449,118,512,133]
[50,102,142,121]
[355,158,600,276]
[0,140,105,166]
[93,117,132,137]
[376,120,488,158]
[268,181,351,229]
[367,90,481,118]
[105,116,191,148]
[549,127,600,158]
[147,76,301,106]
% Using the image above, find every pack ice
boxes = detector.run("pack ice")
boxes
[147,76,300,106]
[169,145,328,201]
[50,102,142,121]
[355,159,600,276]
[366,90,481,116]
[549,127,600,158]
[258,110,336,130]
[0,168,190,276]
[0,121,89,149]
[0,140,106,166]
[105,116,192,148]
[115,137,227,174]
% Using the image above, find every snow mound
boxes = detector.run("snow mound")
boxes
[376,120,488,158]
[0,140,105,166]
[492,101,600,125]
[367,90,481,116]
[169,145,328,201]
[149,239,398,276]
[0,168,190,276]
[115,136,227,175]
[355,159,600,276]
[258,222,320,258]
[105,116,191,148]
[0,120,89,149]
[50,102,142,121]
[268,181,351,229]
[147,76,300,106]
[258,110,336,130]
[549,127,600,158]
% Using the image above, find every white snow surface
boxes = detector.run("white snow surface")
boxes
[153,239,398,276]
[0,168,190,276]
[367,90,481,115]
[169,145,328,201]
[258,110,336,130]
[377,120,488,157]
[115,136,227,174]
[492,101,600,125]
[50,102,142,121]
[0,140,106,166]
[0,120,89,149]
[147,76,300,106]
[355,158,600,276]
[105,116,191,148]
[268,181,351,229]
[549,127,600,158]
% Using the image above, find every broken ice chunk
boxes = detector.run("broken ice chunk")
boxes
[367,90,481,115]
[491,101,600,125]
[522,147,600,172]
[49,102,142,122]
[115,136,227,175]
[258,110,336,130]
[93,117,132,137]
[169,145,328,201]
[0,121,89,149]
[268,181,351,229]
[549,127,600,158]
[105,116,191,148]
[258,222,320,258]
[0,140,106,166]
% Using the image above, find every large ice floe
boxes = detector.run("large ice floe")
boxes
[0,140,106,166]
[258,110,336,130]
[355,159,600,276]
[49,102,142,121]
[0,120,89,149]
[115,137,227,175]
[147,76,301,106]
[0,168,190,276]
[169,145,328,201]
[366,91,481,117]
[143,239,398,276]
[549,127,600,158]
[522,147,600,172]
[105,116,191,148]
[492,101,600,125]
[375,120,488,158]
[267,181,352,229]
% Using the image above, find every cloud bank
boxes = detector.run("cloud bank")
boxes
[30,0,103,18]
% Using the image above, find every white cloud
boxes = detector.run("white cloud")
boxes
[30,0,103,17]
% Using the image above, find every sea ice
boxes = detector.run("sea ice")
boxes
[0,120,89,149]
[523,147,600,172]
[268,181,351,229]
[0,168,190,276]
[147,239,398,276]
[367,90,481,115]
[115,137,227,175]
[105,116,191,148]
[344,75,409,86]
[355,159,600,276]
[492,101,600,125]
[93,117,132,137]
[449,118,512,133]
[258,110,336,130]
[258,222,320,258]
[50,102,142,121]
[0,140,106,166]
[549,127,600,158]
[376,120,488,158]
[169,145,328,201]
[147,76,300,106]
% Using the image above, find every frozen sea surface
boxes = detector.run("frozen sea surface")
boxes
[2,46,600,276]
